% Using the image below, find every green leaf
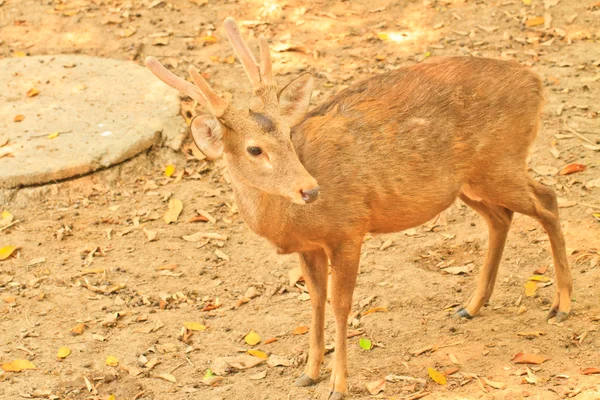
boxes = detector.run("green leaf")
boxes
[203,369,215,379]
[359,337,372,350]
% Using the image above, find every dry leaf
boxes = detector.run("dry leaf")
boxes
[525,16,545,27]
[248,369,267,380]
[512,352,548,364]
[267,355,291,367]
[264,337,278,345]
[365,379,386,395]
[106,356,119,366]
[582,367,600,375]
[559,163,586,175]
[482,377,507,389]
[14,114,24,122]
[143,228,158,242]
[188,215,209,223]
[442,265,474,275]
[293,325,309,335]
[164,199,183,224]
[1,359,36,372]
[152,37,170,46]
[48,132,59,139]
[449,354,460,365]
[183,322,206,331]
[247,350,268,359]
[182,232,227,241]
[0,246,18,261]
[165,164,176,177]
[362,307,388,316]
[26,88,40,97]
[245,330,261,345]
[534,265,548,275]
[70,322,85,335]
[57,346,71,359]
[158,373,177,383]
[428,367,447,385]
[524,281,538,297]
[156,264,177,271]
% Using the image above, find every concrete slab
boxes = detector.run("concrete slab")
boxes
[0,55,184,189]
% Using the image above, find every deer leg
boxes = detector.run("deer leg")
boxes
[327,240,362,399]
[491,179,572,322]
[455,194,514,319]
[294,248,329,387]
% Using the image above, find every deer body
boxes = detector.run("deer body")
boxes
[145,19,572,399]
[229,57,541,253]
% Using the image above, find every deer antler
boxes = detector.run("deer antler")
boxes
[223,17,274,89]
[144,56,228,117]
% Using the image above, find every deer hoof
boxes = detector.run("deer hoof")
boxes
[547,309,569,323]
[329,391,345,400]
[454,308,473,319]
[294,373,318,387]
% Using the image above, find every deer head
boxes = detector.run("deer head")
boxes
[145,17,319,204]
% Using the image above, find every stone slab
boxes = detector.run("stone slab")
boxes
[0,55,184,189]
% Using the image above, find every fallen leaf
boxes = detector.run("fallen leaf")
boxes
[362,307,388,316]
[57,346,71,359]
[1,210,14,226]
[512,352,548,364]
[188,215,209,223]
[528,275,551,282]
[264,354,290,369]
[158,373,177,383]
[197,35,218,43]
[365,379,386,395]
[526,16,545,27]
[106,356,119,367]
[164,199,183,224]
[293,325,309,335]
[70,323,85,335]
[144,228,158,242]
[215,354,265,371]
[247,350,268,359]
[156,264,177,271]
[582,367,600,375]
[523,0,532,4]
[0,246,18,261]
[524,281,538,297]
[482,377,507,389]
[359,338,373,350]
[48,132,59,139]
[428,367,447,385]
[26,88,39,97]
[517,331,546,338]
[245,330,261,345]
[183,322,206,331]
[248,369,267,380]
[264,337,278,345]
[534,265,548,275]
[1,359,36,372]
[164,164,176,177]
[14,114,24,122]
[559,163,586,175]
[182,231,227,241]
[449,354,460,365]
[215,249,229,261]
[442,265,474,275]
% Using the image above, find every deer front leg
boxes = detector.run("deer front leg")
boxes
[294,248,329,387]
[328,240,362,400]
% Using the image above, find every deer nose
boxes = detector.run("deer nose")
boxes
[300,186,320,204]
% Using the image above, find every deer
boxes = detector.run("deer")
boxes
[144,17,573,399]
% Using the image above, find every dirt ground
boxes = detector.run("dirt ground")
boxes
[1,0,600,399]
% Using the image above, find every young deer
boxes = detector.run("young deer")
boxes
[145,17,573,399]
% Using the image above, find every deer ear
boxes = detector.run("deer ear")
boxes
[278,73,313,128]
[190,115,225,159]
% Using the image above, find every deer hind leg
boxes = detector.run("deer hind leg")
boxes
[455,193,514,319]
[464,177,573,322]
[294,248,329,387]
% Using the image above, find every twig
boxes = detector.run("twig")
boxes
[0,219,20,232]
[169,361,186,374]
[566,126,597,146]
[578,202,600,210]
[185,355,195,367]
[133,392,146,400]
[25,308,35,327]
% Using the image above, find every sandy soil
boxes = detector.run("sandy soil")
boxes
[1,0,599,399]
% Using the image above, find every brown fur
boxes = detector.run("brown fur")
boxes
[223,57,572,396]
[147,25,573,397]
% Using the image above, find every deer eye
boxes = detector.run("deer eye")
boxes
[247,146,263,156]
